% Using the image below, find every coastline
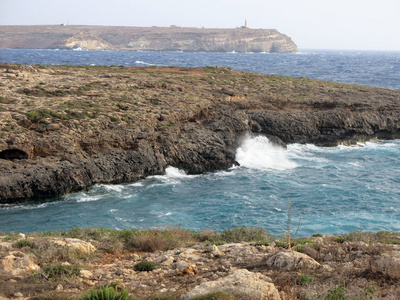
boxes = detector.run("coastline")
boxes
[1,63,400,203]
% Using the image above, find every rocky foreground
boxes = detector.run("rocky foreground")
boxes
[1,228,400,299]
[1,63,400,203]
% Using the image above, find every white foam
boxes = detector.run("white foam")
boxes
[135,60,155,66]
[236,135,297,170]
[165,166,188,178]
[76,195,102,203]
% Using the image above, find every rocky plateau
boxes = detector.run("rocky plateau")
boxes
[0,25,298,53]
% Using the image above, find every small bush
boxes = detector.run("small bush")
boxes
[16,239,33,248]
[26,109,64,121]
[110,116,120,122]
[42,264,81,280]
[325,284,346,300]
[296,273,314,285]
[79,285,133,300]
[212,241,225,246]
[220,226,274,243]
[134,260,155,272]
[335,236,346,244]
[254,241,269,247]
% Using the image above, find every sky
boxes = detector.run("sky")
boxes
[1,0,399,51]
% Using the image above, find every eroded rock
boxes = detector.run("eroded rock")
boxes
[183,268,281,300]
[266,250,320,271]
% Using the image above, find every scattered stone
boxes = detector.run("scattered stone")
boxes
[177,264,198,276]
[13,292,23,298]
[80,270,94,278]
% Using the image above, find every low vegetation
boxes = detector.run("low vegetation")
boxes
[0,227,399,299]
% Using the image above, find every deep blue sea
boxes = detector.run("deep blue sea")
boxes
[0,49,399,236]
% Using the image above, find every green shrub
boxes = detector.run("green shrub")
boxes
[296,273,314,285]
[79,285,133,300]
[335,236,346,244]
[42,264,81,280]
[26,109,64,121]
[220,226,274,243]
[16,239,33,248]
[325,284,346,300]
[254,241,269,247]
[134,260,155,272]
[110,116,120,122]
[212,241,225,246]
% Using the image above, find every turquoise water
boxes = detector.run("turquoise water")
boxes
[0,49,399,236]
[1,136,399,236]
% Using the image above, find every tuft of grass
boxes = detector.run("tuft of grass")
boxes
[79,285,133,300]
[134,260,155,272]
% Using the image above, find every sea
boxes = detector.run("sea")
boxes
[0,49,399,237]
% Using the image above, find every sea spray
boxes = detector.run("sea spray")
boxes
[236,135,297,170]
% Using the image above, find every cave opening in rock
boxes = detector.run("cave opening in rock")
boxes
[0,149,29,160]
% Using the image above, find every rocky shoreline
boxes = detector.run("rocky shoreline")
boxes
[1,64,400,203]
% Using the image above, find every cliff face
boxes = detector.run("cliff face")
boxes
[0,25,298,53]
[0,64,399,203]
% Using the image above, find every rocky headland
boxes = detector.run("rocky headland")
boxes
[0,63,400,203]
[0,25,298,53]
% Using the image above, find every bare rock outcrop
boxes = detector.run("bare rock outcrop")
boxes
[0,251,40,276]
[371,251,400,280]
[266,250,320,271]
[183,268,281,300]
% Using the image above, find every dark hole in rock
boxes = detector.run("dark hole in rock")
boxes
[0,149,29,160]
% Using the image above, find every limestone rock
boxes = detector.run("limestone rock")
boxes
[0,242,12,251]
[183,268,280,300]
[0,251,40,275]
[211,245,224,257]
[266,250,320,271]
[80,270,94,278]
[176,264,198,276]
[371,251,400,280]
[49,238,97,254]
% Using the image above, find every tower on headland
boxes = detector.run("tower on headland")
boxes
[241,20,248,29]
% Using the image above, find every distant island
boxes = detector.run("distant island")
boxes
[0,25,298,53]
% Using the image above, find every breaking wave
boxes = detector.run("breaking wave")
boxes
[236,135,297,170]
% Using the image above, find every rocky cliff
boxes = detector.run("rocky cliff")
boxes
[0,25,298,53]
[0,64,399,203]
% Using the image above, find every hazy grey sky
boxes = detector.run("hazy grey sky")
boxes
[1,0,399,50]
